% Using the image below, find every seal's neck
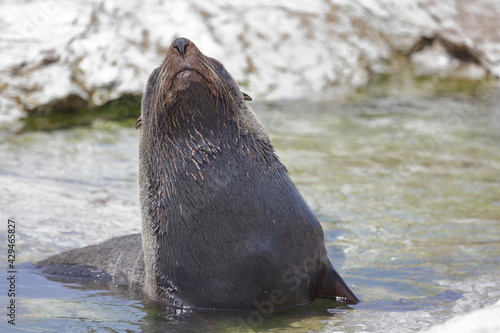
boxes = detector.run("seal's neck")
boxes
[140,87,241,235]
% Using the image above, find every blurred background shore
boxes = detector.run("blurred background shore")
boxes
[1,0,500,124]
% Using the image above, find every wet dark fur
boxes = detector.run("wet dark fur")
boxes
[37,38,359,310]
[138,39,358,309]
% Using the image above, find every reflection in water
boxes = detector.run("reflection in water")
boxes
[0,95,499,332]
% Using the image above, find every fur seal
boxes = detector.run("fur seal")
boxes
[37,37,359,310]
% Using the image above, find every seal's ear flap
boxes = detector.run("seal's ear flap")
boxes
[242,92,252,101]
[135,116,142,129]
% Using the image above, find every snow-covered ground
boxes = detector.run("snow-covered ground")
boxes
[1,0,500,121]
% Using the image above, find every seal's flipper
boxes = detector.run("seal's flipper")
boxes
[40,263,113,282]
[319,265,359,304]
[35,233,145,286]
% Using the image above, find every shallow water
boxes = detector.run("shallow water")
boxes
[1,93,499,332]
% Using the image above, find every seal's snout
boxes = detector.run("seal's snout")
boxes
[164,37,207,92]
[172,38,190,57]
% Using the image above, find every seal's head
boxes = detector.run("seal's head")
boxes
[136,37,254,134]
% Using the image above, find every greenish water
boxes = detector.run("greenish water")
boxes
[0,93,499,332]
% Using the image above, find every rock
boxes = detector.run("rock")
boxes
[0,0,499,120]
[31,94,88,116]
[423,299,500,333]
[410,37,488,79]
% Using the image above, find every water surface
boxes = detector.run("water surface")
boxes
[0,93,499,332]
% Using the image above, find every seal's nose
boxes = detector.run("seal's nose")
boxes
[172,38,190,57]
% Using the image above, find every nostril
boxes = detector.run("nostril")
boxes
[172,38,190,57]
